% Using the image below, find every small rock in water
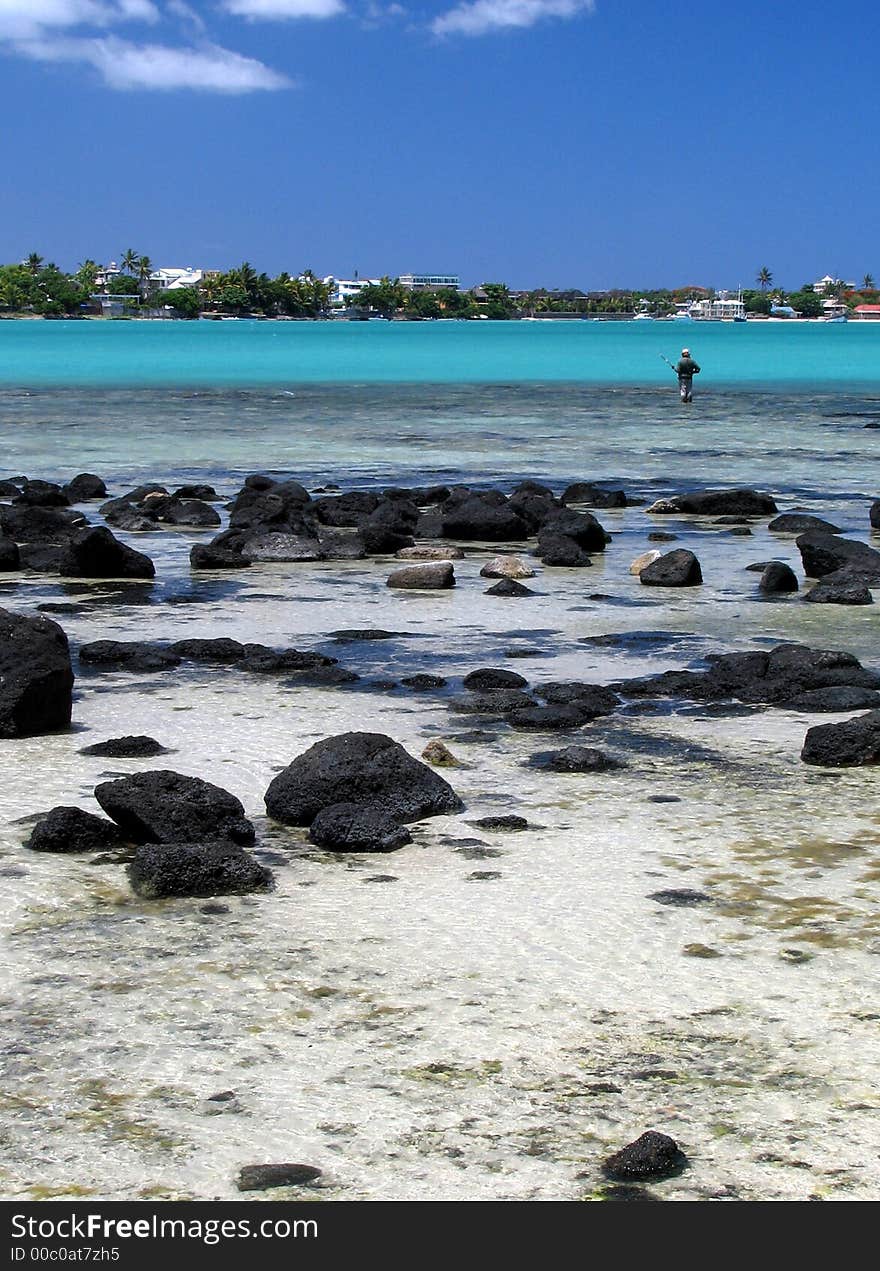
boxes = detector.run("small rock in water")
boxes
[645,794,681,804]
[471,814,528,832]
[601,1131,687,1182]
[464,668,528,692]
[530,746,624,773]
[25,806,121,853]
[421,740,462,767]
[199,902,230,915]
[394,545,464,561]
[236,1164,323,1192]
[648,531,677,542]
[80,735,168,758]
[468,871,501,881]
[479,555,536,579]
[401,673,448,690]
[485,578,536,596]
[759,561,799,593]
[648,888,713,907]
[386,562,455,589]
[363,874,398,884]
[639,549,703,588]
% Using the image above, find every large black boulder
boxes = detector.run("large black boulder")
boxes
[156,498,221,528]
[801,711,880,766]
[95,770,255,844]
[128,841,272,898]
[0,607,74,737]
[804,577,873,605]
[535,534,592,567]
[264,732,463,826]
[13,480,70,508]
[786,686,880,712]
[532,682,620,716]
[308,802,413,852]
[796,531,880,582]
[25,806,121,853]
[59,526,155,579]
[639,549,702,587]
[561,482,627,508]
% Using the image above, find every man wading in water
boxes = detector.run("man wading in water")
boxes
[676,348,701,402]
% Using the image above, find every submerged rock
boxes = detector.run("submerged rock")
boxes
[529,746,623,772]
[601,1132,687,1181]
[769,513,841,534]
[804,577,873,604]
[95,770,255,844]
[79,641,181,673]
[236,1164,322,1192]
[0,607,74,737]
[471,815,528,831]
[264,732,463,826]
[25,806,121,853]
[308,802,412,852]
[129,841,272,898]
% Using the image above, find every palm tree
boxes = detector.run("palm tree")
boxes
[757,266,772,291]
[121,249,140,275]
[25,252,44,275]
[863,273,875,290]
[136,255,154,302]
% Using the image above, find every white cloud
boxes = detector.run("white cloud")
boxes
[166,0,206,32]
[220,0,345,19]
[16,34,292,90]
[432,0,594,37]
[0,0,158,39]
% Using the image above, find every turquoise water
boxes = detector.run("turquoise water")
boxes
[1,318,879,387]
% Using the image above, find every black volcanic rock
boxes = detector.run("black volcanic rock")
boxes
[647,488,777,516]
[801,710,880,766]
[95,770,255,845]
[0,536,20,570]
[639,549,702,587]
[759,561,799,593]
[530,746,624,772]
[485,578,536,595]
[769,513,841,534]
[796,531,880,582]
[308,802,412,852]
[264,732,463,826]
[80,735,168,758]
[128,841,272,898]
[63,473,108,502]
[0,607,74,737]
[79,641,181,672]
[58,526,155,579]
[602,1131,687,1182]
[25,806,121,853]
[463,668,528,692]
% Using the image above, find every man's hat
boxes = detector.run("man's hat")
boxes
[682,348,690,355]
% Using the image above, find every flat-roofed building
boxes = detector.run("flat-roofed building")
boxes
[399,273,460,291]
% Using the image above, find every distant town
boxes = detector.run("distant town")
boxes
[1,254,879,322]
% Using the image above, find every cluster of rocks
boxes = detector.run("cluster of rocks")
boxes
[77,636,350,683]
[187,475,617,573]
[24,732,463,896]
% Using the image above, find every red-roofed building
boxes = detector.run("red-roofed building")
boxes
[853,305,880,320]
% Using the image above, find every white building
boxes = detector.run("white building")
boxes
[323,276,381,308]
[150,267,203,291]
[688,289,745,320]
[813,274,855,294]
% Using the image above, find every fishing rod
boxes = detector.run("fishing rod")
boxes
[660,354,677,373]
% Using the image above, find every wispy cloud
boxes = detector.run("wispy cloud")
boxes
[165,0,206,33]
[219,0,346,19]
[15,34,292,90]
[432,0,595,37]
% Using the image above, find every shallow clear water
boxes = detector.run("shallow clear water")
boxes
[1,330,879,1202]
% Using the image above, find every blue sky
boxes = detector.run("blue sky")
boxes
[1,0,877,288]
